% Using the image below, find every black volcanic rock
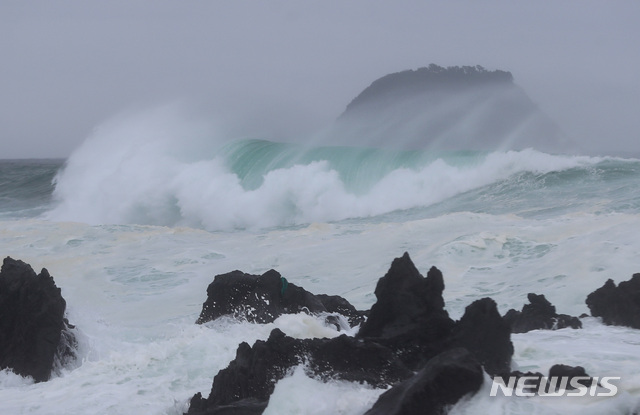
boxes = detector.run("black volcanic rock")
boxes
[503,293,582,333]
[196,269,365,327]
[548,364,593,389]
[452,297,513,376]
[364,348,484,415]
[186,328,412,415]
[330,64,569,153]
[356,253,455,369]
[315,293,367,327]
[0,257,77,382]
[586,275,640,329]
[186,329,301,415]
[356,253,514,373]
[188,253,519,414]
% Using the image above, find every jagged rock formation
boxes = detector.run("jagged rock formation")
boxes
[548,364,593,389]
[0,257,77,382]
[329,64,570,153]
[354,253,513,374]
[503,293,582,333]
[586,274,640,328]
[186,328,412,415]
[356,255,455,370]
[187,253,515,414]
[195,269,366,327]
[452,297,513,375]
[364,348,483,415]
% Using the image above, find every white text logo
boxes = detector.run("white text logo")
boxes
[490,376,620,397]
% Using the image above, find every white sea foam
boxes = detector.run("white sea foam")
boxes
[4,108,640,414]
[45,108,603,230]
[2,208,640,413]
[264,366,386,415]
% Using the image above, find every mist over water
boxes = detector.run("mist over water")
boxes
[45,107,609,231]
[2,106,640,414]
[0,159,61,219]
[1,3,639,413]
[322,66,582,155]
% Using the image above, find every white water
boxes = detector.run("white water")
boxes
[2,109,640,414]
[1,210,640,414]
[45,107,602,230]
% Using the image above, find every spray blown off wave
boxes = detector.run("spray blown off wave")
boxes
[46,109,605,230]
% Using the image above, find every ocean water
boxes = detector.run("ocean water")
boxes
[1,112,640,414]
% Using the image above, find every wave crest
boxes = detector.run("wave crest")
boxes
[46,109,601,230]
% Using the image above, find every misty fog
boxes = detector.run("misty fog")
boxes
[320,65,578,154]
[1,1,638,158]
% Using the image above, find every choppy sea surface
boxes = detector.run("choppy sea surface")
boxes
[1,112,640,414]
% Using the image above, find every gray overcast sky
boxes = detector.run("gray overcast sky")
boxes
[1,1,639,158]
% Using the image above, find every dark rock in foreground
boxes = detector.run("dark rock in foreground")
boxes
[355,253,513,375]
[452,297,513,376]
[364,348,483,415]
[186,328,412,415]
[315,293,367,327]
[356,253,456,369]
[188,252,513,415]
[0,257,77,382]
[548,364,593,389]
[586,275,640,329]
[196,269,365,327]
[503,293,582,333]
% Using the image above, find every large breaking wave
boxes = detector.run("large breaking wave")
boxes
[45,108,607,230]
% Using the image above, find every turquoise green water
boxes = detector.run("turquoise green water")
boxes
[3,140,640,227]
[219,139,480,192]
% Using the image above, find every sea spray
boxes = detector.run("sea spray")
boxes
[1,212,640,413]
[45,109,605,230]
[2,109,640,414]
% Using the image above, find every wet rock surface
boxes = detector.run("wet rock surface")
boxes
[0,257,77,382]
[503,293,582,333]
[188,253,515,414]
[586,274,640,329]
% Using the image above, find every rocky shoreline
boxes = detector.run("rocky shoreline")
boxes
[0,253,637,414]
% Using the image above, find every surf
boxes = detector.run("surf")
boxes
[43,109,620,231]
